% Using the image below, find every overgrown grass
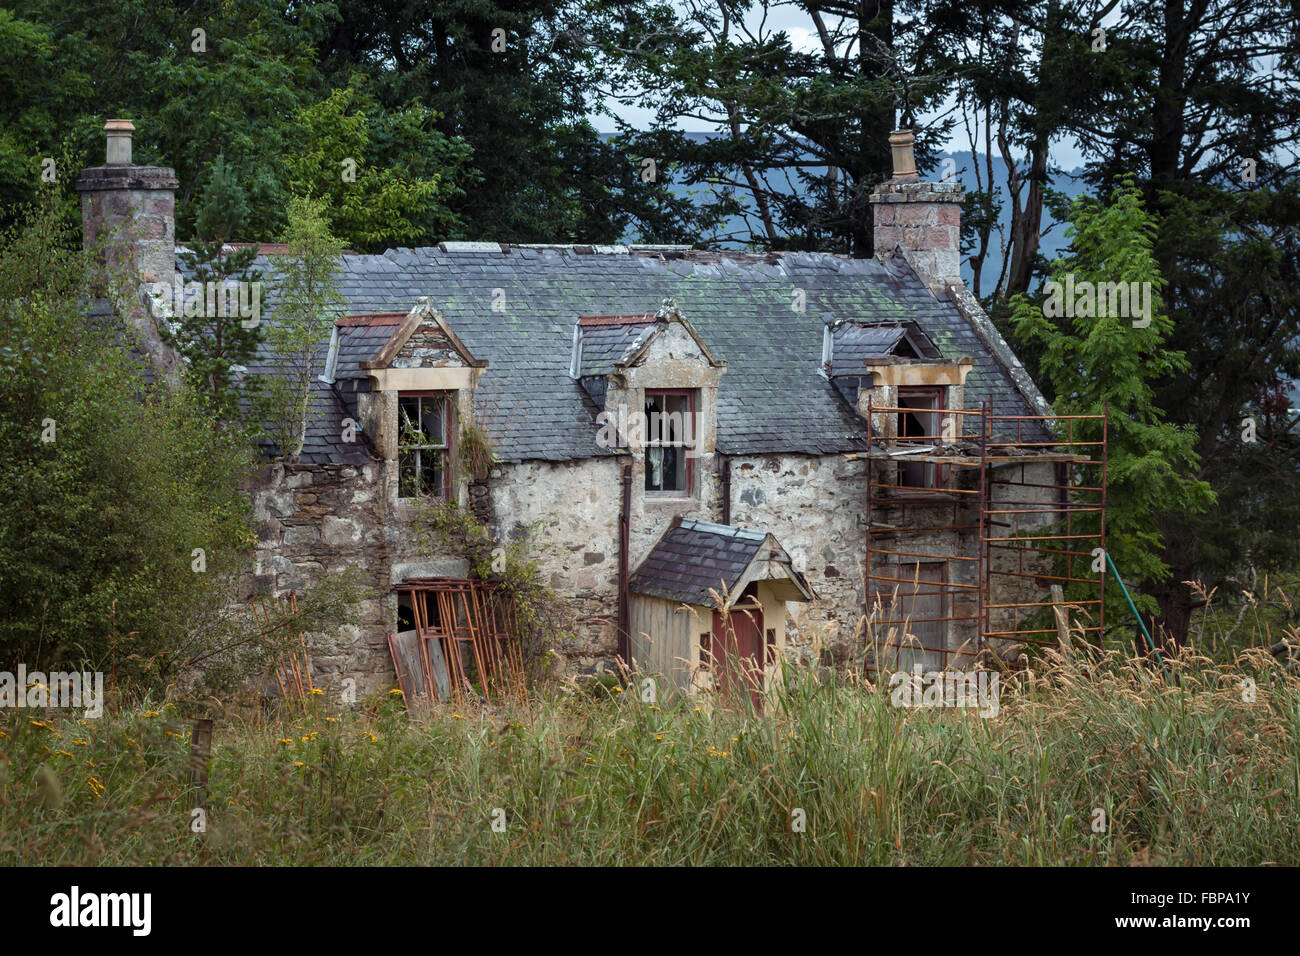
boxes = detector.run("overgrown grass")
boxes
[3,644,1298,865]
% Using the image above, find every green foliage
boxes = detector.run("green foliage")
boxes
[286,86,470,251]
[458,418,497,481]
[0,188,259,686]
[259,196,344,463]
[159,157,265,422]
[0,1,475,248]
[1009,177,1215,619]
[599,0,946,253]
[185,568,369,698]
[193,155,251,244]
[415,499,559,677]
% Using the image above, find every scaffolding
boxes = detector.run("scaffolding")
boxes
[859,398,1107,672]
[391,577,525,706]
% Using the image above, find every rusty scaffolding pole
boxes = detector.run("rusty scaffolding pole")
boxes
[861,399,1107,672]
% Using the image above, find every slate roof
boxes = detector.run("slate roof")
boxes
[191,245,1052,464]
[830,319,941,373]
[630,518,770,607]
[333,314,402,379]
[576,314,657,377]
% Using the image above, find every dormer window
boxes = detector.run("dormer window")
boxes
[645,389,695,495]
[897,386,944,487]
[398,392,454,498]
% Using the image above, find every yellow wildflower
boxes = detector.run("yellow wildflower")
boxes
[72,739,88,746]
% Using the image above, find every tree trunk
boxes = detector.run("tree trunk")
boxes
[1148,573,1195,651]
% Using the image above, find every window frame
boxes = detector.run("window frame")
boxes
[896,386,947,489]
[643,388,697,497]
[397,390,455,500]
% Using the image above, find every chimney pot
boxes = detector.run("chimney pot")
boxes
[105,119,135,165]
[888,129,920,182]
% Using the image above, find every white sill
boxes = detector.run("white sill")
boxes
[644,493,696,505]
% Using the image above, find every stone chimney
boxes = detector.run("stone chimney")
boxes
[869,129,964,293]
[75,120,182,380]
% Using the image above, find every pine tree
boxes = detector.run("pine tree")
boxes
[1009,176,1215,647]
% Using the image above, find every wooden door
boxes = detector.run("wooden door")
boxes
[710,599,765,709]
[897,561,946,671]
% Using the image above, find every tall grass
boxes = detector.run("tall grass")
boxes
[2,642,1297,865]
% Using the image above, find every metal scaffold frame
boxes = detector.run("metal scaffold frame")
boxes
[860,397,1107,672]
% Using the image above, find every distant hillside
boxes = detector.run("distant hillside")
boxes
[604,131,1089,290]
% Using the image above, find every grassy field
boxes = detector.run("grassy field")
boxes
[2,640,1298,866]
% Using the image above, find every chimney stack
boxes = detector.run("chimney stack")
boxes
[869,129,964,292]
[75,120,182,380]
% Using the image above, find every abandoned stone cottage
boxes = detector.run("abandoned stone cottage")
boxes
[78,121,1106,703]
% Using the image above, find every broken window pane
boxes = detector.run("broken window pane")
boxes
[398,392,452,499]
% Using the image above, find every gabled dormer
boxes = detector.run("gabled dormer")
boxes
[823,318,973,434]
[331,298,487,504]
[575,299,725,501]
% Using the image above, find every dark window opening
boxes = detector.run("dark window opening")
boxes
[699,632,711,668]
[396,589,443,633]
[398,392,453,498]
[645,390,695,495]
[897,388,944,488]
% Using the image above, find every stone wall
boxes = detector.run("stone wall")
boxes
[482,450,875,675]
[985,460,1064,658]
[242,451,1066,692]
[243,459,467,697]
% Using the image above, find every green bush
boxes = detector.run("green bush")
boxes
[0,186,258,688]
